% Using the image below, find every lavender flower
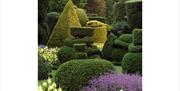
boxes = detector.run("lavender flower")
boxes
[82,73,142,91]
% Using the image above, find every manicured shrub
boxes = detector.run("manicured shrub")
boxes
[112,21,130,36]
[64,37,94,47]
[46,12,59,33]
[75,8,89,26]
[102,32,117,60]
[125,0,142,30]
[89,17,106,23]
[47,0,81,47]
[132,28,142,45]
[70,27,94,38]
[38,55,51,80]
[86,20,107,43]
[113,0,126,22]
[73,43,87,52]
[48,0,67,12]
[114,34,132,48]
[86,0,106,16]
[85,47,101,56]
[82,73,142,91]
[54,59,115,91]
[106,0,116,24]
[128,43,142,52]
[111,48,128,62]
[38,0,49,23]
[38,22,50,45]
[57,46,76,64]
[122,53,142,74]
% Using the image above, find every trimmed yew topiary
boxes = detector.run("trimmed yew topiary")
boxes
[111,48,128,62]
[54,59,115,91]
[89,17,106,23]
[46,12,59,33]
[73,43,87,52]
[113,34,132,48]
[38,22,50,45]
[125,0,142,30]
[122,53,142,74]
[70,27,94,38]
[113,0,126,22]
[47,0,81,47]
[132,28,142,45]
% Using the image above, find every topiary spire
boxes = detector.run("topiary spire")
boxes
[47,0,81,47]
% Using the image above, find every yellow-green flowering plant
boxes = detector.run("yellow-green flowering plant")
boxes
[38,45,60,68]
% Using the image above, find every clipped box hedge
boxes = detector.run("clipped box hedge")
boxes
[73,43,87,52]
[113,34,132,48]
[54,59,115,91]
[125,0,142,30]
[132,28,142,45]
[89,17,106,23]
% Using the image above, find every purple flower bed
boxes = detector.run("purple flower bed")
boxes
[82,73,142,91]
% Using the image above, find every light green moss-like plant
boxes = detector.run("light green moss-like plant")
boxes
[75,8,89,26]
[47,0,81,47]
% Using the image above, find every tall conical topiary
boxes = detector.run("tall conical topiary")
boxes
[47,0,81,47]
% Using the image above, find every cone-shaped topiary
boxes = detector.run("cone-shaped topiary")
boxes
[54,59,115,91]
[47,0,81,47]
[125,0,142,30]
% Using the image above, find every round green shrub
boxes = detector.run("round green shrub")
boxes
[111,48,128,62]
[75,8,89,26]
[38,55,51,80]
[57,46,76,63]
[128,43,142,52]
[122,53,142,74]
[118,34,132,43]
[54,59,115,91]
[132,28,142,45]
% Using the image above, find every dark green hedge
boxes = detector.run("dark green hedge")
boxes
[122,52,142,74]
[125,0,142,30]
[73,43,87,52]
[132,28,142,45]
[54,59,115,91]
[38,22,50,45]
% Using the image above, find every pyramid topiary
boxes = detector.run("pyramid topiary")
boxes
[47,0,81,47]
[75,7,89,26]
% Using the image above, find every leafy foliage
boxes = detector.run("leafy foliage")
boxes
[75,7,89,26]
[47,0,81,47]
[132,28,142,45]
[111,48,128,62]
[38,0,49,23]
[114,34,132,48]
[54,59,115,91]
[128,43,142,52]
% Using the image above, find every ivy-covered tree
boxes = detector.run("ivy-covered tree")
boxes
[47,0,81,47]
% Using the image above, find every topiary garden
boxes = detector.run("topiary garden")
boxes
[38,0,142,90]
